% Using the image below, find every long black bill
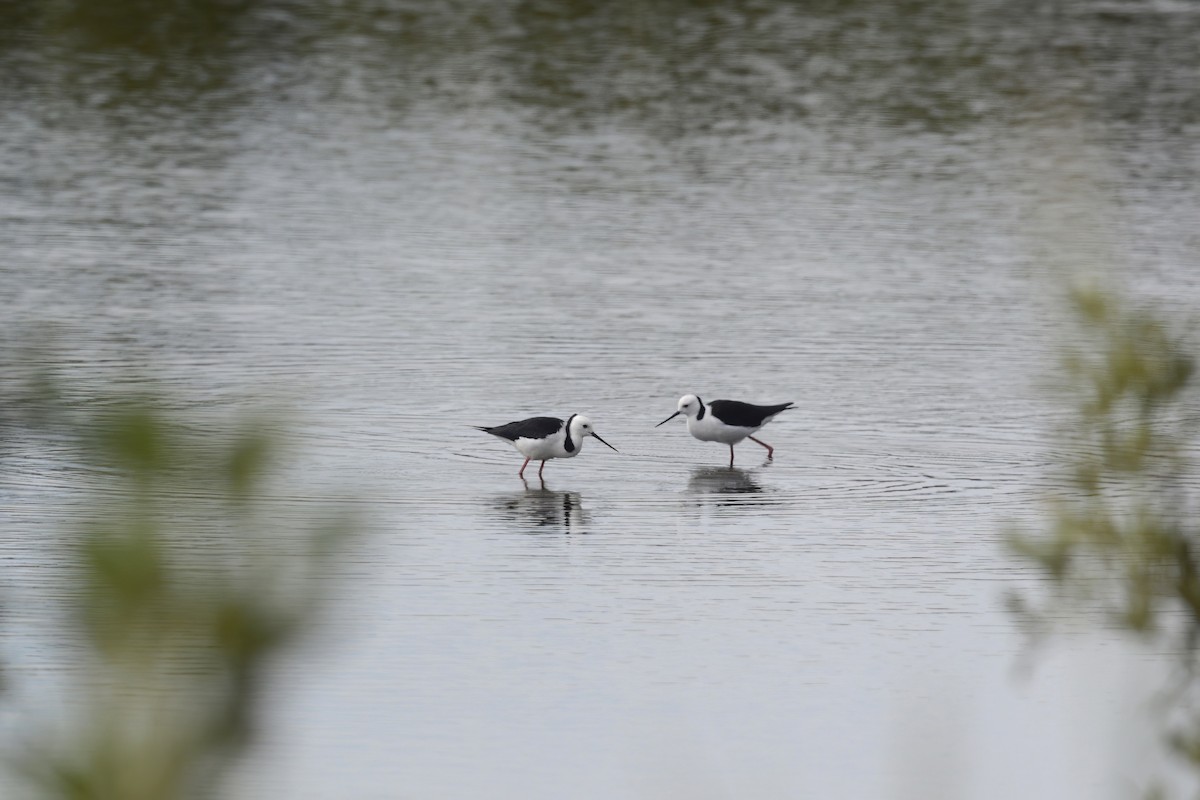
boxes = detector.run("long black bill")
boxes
[591,432,619,452]
[655,411,681,428]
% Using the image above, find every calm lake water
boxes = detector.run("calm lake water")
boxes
[4,1,1200,797]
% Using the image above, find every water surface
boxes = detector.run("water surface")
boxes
[3,2,1200,797]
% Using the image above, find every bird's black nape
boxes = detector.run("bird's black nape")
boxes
[563,413,577,453]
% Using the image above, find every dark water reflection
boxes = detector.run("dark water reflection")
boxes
[686,465,766,501]
[494,486,588,533]
[5,1,1200,798]
[5,0,1200,141]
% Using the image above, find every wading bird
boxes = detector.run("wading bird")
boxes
[476,413,618,479]
[656,394,793,467]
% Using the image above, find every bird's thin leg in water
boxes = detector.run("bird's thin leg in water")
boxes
[518,457,531,478]
[538,460,546,479]
[729,445,735,468]
[748,436,774,459]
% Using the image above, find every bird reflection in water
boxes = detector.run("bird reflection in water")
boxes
[495,482,588,533]
[686,466,769,506]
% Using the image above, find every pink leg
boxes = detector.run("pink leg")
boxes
[748,435,774,459]
[518,457,531,478]
[729,445,735,468]
[538,460,546,479]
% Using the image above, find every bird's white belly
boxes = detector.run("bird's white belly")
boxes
[514,434,575,460]
[687,415,752,445]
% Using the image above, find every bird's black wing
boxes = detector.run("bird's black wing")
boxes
[709,400,794,428]
[476,416,563,441]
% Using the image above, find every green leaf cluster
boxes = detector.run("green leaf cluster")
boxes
[1010,285,1200,773]
[15,397,355,800]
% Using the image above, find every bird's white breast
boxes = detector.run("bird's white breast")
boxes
[512,429,580,460]
[687,413,752,444]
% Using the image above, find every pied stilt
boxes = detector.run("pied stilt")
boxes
[656,394,793,467]
[476,413,618,479]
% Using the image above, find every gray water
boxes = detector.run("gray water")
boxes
[4,1,1200,797]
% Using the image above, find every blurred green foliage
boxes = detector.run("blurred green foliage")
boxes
[4,383,355,800]
[1010,284,1200,772]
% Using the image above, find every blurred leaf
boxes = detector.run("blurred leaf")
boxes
[1011,283,1200,785]
[8,386,358,800]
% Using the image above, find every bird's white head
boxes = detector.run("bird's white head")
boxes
[570,415,619,452]
[655,394,702,427]
[676,394,702,417]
